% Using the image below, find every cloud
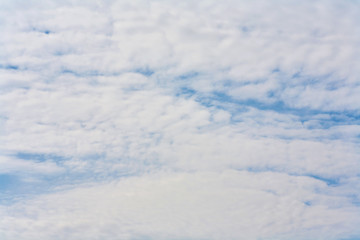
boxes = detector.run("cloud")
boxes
[0,155,62,175]
[1,0,359,239]
[1,171,360,240]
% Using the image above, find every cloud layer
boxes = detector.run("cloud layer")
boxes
[1,0,360,239]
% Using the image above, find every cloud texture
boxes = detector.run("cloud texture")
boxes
[1,0,360,239]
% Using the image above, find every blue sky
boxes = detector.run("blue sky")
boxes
[1,0,360,239]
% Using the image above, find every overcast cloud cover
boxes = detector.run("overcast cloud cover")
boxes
[1,0,360,239]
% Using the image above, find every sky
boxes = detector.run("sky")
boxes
[1,0,360,239]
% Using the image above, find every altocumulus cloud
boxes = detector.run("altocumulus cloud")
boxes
[0,0,360,239]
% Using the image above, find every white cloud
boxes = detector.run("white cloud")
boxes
[1,0,360,239]
[0,155,62,175]
[1,171,359,240]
